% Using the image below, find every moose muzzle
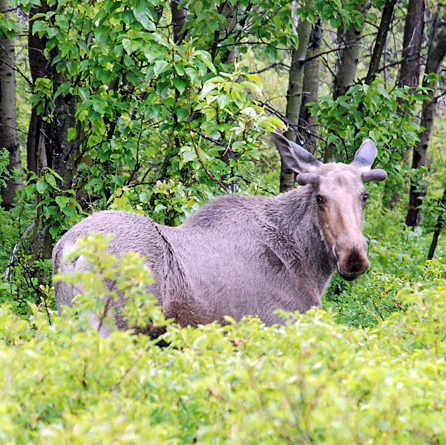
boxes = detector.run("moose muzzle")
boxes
[335,237,370,281]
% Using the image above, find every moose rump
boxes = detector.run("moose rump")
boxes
[53,132,387,336]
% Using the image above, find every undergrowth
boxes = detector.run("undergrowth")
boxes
[0,235,445,443]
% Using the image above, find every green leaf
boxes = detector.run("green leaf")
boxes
[245,73,261,84]
[263,115,286,130]
[93,101,107,116]
[153,60,169,75]
[49,225,60,238]
[32,20,47,34]
[240,107,257,118]
[376,87,390,99]
[94,26,108,48]
[273,15,282,29]
[122,38,132,54]
[62,206,77,218]
[240,81,262,95]
[55,196,69,208]
[174,62,185,76]
[154,203,167,213]
[217,94,230,109]
[200,82,218,98]
[327,133,339,145]
[177,108,189,122]
[67,127,77,141]
[36,181,47,194]
[133,8,155,31]
[185,67,197,83]
[196,146,207,164]
[413,93,429,102]
[181,149,197,162]
[194,50,217,74]
[172,78,186,94]
[194,1,203,14]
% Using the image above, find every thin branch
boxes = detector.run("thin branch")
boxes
[0,43,33,87]
[3,222,36,280]
[248,62,290,75]
[234,175,275,195]
[190,128,223,146]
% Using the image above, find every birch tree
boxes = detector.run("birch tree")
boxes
[0,0,22,209]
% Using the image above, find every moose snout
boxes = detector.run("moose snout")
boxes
[335,239,370,281]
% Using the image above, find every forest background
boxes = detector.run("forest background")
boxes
[0,0,446,442]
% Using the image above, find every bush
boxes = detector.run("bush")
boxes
[0,237,446,443]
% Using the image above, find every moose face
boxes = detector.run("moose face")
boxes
[272,133,387,281]
[311,164,371,280]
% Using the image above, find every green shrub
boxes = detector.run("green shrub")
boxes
[0,236,445,443]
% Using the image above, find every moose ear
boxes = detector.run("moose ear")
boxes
[351,139,378,171]
[271,131,321,173]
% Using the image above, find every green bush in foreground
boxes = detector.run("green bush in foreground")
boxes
[1,237,446,444]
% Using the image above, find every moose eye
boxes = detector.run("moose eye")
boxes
[316,195,324,205]
[363,193,369,202]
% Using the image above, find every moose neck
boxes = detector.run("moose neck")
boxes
[267,186,337,287]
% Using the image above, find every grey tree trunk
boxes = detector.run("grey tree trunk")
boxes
[281,9,312,192]
[0,0,23,210]
[299,18,322,154]
[333,3,371,100]
[219,2,244,65]
[406,26,446,227]
[397,0,425,89]
[325,2,370,161]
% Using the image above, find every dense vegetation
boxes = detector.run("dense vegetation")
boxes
[1,240,446,443]
[0,0,446,442]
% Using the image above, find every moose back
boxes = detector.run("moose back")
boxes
[53,132,386,336]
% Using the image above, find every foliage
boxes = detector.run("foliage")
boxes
[53,233,167,335]
[309,80,427,166]
[10,0,287,237]
[0,204,46,315]
[1,238,446,443]
[0,149,9,191]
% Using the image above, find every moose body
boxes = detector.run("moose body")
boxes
[53,133,386,335]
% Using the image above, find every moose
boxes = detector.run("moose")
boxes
[53,132,387,337]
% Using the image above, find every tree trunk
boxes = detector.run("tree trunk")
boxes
[363,0,398,86]
[325,2,370,161]
[406,26,446,227]
[171,0,187,44]
[333,3,371,100]
[0,0,23,210]
[27,2,80,271]
[299,18,322,154]
[27,4,51,175]
[281,9,312,192]
[382,0,425,209]
[428,188,446,260]
[219,1,244,65]
[397,0,425,89]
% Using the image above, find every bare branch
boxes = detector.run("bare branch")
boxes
[3,222,36,280]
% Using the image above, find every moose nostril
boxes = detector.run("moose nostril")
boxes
[348,250,363,273]
[337,248,370,277]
